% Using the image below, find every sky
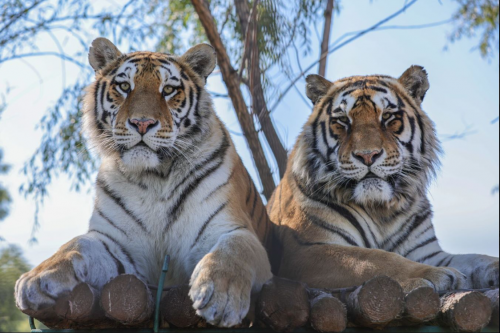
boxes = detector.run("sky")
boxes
[0,0,498,269]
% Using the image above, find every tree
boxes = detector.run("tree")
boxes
[449,0,499,58]
[1,0,325,215]
[0,0,497,239]
[0,244,31,332]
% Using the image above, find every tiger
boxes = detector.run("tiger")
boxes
[267,66,499,291]
[15,38,273,328]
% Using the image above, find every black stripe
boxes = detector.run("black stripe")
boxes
[96,179,149,234]
[403,236,438,258]
[414,224,434,239]
[223,226,247,236]
[93,80,106,133]
[192,203,227,246]
[415,112,426,155]
[306,213,359,246]
[347,204,380,248]
[436,254,452,267]
[167,159,224,226]
[417,251,443,264]
[342,89,356,97]
[128,57,145,63]
[444,256,454,267]
[203,168,236,201]
[291,231,330,247]
[95,208,129,238]
[164,129,230,228]
[294,176,371,248]
[88,229,139,276]
[101,241,126,275]
[167,129,229,202]
[100,81,107,112]
[398,116,415,154]
[367,86,388,94]
[387,210,432,252]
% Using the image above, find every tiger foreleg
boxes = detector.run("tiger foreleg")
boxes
[424,252,499,289]
[279,243,467,292]
[189,229,272,328]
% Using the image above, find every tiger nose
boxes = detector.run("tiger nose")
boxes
[129,118,158,135]
[353,149,384,166]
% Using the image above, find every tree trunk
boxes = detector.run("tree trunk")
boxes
[191,0,276,199]
[319,0,335,77]
[234,0,289,179]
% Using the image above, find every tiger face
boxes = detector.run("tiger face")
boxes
[296,66,439,207]
[84,38,217,172]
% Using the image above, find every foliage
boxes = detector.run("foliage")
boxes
[0,0,327,239]
[450,0,499,58]
[0,244,31,332]
[0,101,11,223]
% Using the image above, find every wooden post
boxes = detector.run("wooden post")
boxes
[309,291,347,333]
[100,274,154,326]
[396,279,440,324]
[346,276,404,329]
[161,285,204,328]
[484,289,499,327]
[256,277,310,332]
[54,283,106,324]
[437,291,492,332]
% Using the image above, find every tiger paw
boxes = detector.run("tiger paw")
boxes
[15,236,117,316]
[411,265,467,291]
[189,256,253,328]
[468,256,499,288]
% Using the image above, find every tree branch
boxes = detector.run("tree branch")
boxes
[236,0,258,80]
[235,0,289,179]
[319,0,334,77]
[191,0,276,199]
[0,0,46,35]
[271,0,420,112]
[0,52,87,68]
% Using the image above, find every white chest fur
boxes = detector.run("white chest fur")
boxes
[89,149,236,286]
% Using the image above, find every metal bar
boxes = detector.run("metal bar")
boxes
[154,255,170,333]
[29,327,499,332]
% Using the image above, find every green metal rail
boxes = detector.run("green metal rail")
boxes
[29,255,497,333]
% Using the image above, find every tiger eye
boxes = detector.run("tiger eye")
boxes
[119,82,130,92]
[163,85,175,95]
[382,112,392,121]
[339,116,349,123]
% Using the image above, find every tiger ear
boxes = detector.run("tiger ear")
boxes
[181,44,217,82]
[306,75,333,105]
[398,65,430,104]
[89,38,122,72]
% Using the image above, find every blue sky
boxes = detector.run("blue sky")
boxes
[0,0,498,267]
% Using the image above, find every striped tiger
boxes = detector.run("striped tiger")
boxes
[15,38,272,328]
[268,66,498,290]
